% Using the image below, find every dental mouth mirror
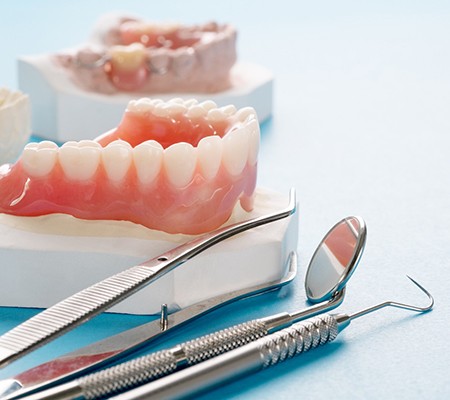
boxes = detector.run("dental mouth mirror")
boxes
[110,277,434,400]
[305,216,366,304]
[259,215,367,333]
[3,217,367,400]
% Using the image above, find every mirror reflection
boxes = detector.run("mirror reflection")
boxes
[305,216,365,303]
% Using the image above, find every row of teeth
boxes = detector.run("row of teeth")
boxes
[21,123,259,188]
[126,98,256,122]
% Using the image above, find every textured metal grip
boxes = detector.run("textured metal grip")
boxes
[0,265,155,365]
[259,314,338,367]
[78,349,178,400]
[77,319,268,399]
[182,319,268,365]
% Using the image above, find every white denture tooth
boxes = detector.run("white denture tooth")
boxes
[152,103,172,117]
[199,100,217,111]
[37,140,58,150]
[222,127,249,176]
[102,141,132,183]
[186,105,207,119]
[150,98,164,106]
[168,98,185,104]
[219,105,237,116]
[164,142,197,188]
[207,108,228,121]
[78,140,102,149]
[59,142,101,181]
[21,143,58,177]
[245,114,256,123]
[167,103,188,115]
[184,98,199,107]
[127,99,138,110]
[235,107,257,122]
[128,98,154,113]
[133,140,163,185]
[246,119,260,166]
[198,135,223,181]
[109,43,146,72]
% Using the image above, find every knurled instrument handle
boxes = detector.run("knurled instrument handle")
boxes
[76,319,268,399]
[107,314,339,400]
[75,314,338,399]
[258,314,338,367]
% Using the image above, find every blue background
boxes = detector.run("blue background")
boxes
[1,1,449,398]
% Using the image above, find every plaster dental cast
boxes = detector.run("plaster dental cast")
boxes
[0,88,31,164]
[54,14,237,94]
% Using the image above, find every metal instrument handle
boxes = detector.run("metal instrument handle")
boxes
[110,314,339,400]
[27,314,335,400]
[0,264,158,369]
[76,319,268,399]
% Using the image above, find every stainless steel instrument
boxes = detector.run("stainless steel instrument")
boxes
[4,216,368,400]
[0,252,297,400]
[0,189,297,370]
[109,276,434,400]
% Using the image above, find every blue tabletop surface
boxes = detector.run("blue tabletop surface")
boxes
[1,1,449,399]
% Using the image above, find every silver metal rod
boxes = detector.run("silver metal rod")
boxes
[112,344,264,400]
[110,315,338,400]
[159,304,168,331]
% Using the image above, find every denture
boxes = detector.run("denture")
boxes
[0,98,259,234]
[54,14,237,94]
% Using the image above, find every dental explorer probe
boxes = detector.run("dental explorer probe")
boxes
[19,276,431,400]
[107,276,433,400]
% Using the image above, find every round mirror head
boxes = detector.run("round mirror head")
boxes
[305,216,366,303]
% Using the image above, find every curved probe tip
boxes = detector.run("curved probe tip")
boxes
[405,275,434,312]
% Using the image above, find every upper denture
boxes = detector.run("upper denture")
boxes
[0,98,259,235]
[55,16,237,94]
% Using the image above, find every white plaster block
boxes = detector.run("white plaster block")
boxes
[18,56,273,142]
[0,189,297,315]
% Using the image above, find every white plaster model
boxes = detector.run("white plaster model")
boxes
[0,88,31,164]
[18,13,273,141]
[0,189,298,314]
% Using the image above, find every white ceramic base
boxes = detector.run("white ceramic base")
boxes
[0,189,297,315]
[18,56,273,142]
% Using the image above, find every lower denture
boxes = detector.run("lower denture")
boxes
[0,98,259,235]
